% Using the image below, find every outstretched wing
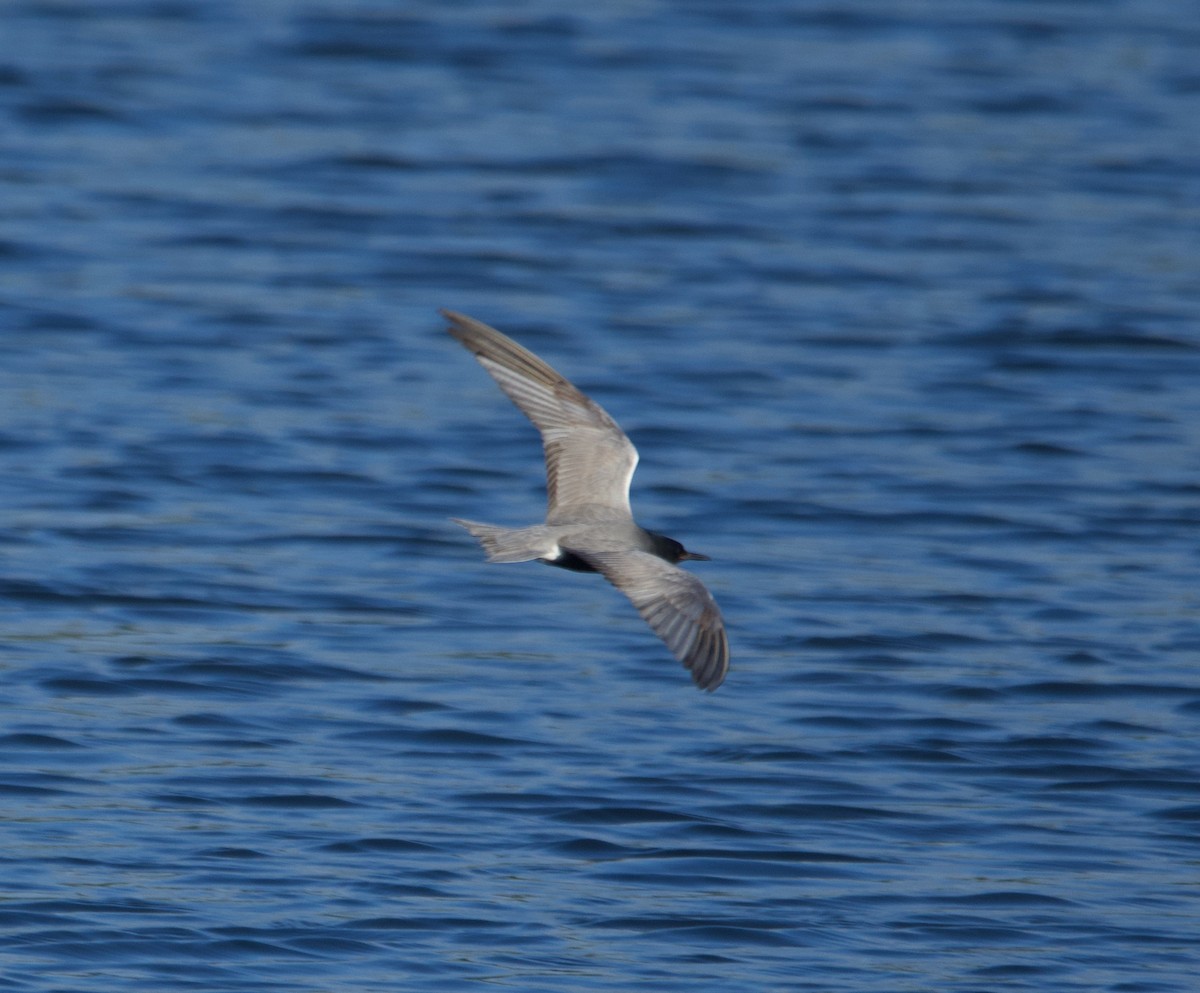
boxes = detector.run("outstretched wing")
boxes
[569,549,729,691]
[442,310,638,520]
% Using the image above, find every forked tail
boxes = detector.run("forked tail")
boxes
[451,519,552,563]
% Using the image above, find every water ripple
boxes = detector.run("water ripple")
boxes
[2,1,1199,991]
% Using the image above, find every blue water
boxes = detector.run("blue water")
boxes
[3,1,1200,990]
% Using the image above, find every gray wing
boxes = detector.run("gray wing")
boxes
[570,549,729,691]
[442,310,638,520]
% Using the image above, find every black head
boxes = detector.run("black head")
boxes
[648,531,711,564]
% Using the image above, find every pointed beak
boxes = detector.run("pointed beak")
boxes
[681,550,710,561]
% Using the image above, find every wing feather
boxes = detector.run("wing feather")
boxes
[442,310,638,519]
[568,549,729,691]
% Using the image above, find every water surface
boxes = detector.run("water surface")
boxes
[2,2,1199,991]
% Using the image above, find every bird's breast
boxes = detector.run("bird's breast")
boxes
[540,548,599,573]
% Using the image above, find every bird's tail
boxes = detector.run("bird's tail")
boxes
[451,519,554,564]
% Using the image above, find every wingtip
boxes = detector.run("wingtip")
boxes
[688,629,730,692]
[440,309,502,353]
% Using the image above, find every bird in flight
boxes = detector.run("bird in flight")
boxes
[443,309,729,691]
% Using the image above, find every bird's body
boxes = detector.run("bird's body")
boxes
[443,309,729,691]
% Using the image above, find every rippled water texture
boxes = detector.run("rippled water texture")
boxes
[3,2,1200,991]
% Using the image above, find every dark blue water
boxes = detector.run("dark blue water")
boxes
[3,2,1200,990]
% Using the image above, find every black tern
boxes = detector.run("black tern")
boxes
[443,309,729,691]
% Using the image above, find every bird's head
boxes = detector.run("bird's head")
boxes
[649,532,710,564]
